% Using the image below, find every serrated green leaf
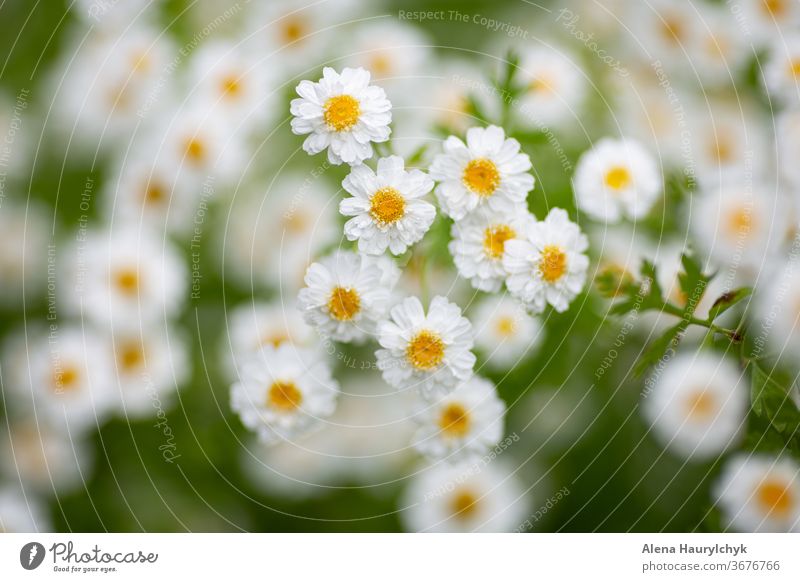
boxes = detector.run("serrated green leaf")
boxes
[707,287,752,321]
[750,360,800,436]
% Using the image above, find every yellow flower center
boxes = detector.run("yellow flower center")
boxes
[282,211,308,234]
[684,388,717,421]
[114,267,140,296]
[184,137,207,164]
[538,245,567,283]
[144,181,166,205]
[220,74,242,99]
[406,329,445,371]
[267,381,303,412]
[763,0,787,17]
[450,489,479,520]
[529,73,554,93]
[661,16,685,44]
[788,60,800,78]
[495,316,516,337]
[327,286,361,321]
[280,16,307,44]
[710,135,733,163]
[52,364,80,392]
[604,165,632,191]
[756,478,794,518]
[728,206,753,238]
[369,187,406,225]
[438,402,471,438]
[462,158,501,197]
[260,332,288,348]
[483,224,516,259]
[117,340,145,373]
[323,94,361,132]
[370,54,393,76]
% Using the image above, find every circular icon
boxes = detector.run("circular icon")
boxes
[19,542,46,570]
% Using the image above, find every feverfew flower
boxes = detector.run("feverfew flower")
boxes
[412,376,505,462]
[298,251,395,343]
[764,35,800,103]
[0,487,50,532]
[340,155,435,255]
[449,208,536,292]
[573,138,661,223]
[471,295,543,369]
[290,67,391,166]
[740,0,800,45]
[376,295,476,397]
[429,125,534,220]
[643,352,748,459]
[503,208,589,314]
[400,460,529,532]
[715,454,800,532]
[230,344,338,443]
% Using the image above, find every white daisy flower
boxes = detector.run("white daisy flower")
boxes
[0,487,50,532]
[297,251,396,343]
[74,0,155,29]
[631,0,697,65]
[230,343,338,444]
[754,256,800,360]
[690,173,789,275]
[412,376,505,462]
[740,0,800,45]
[516,44,586,130]
[643,352,748,460]
[375,295,476,397]
[690,4,750,86]
[715,454,800,532]
[0,201,49,306]
[340,155,436,255]
[1,418,92,493]
[188,40,275,130]
[449,207,536,292]
[764,35,800,103]
[62,228,187,326]
[573,138,662,223]
[224,300,319,381]
[18,327,116,434]
[400,460,529,532]
[471,295,543,369]
[290,67,392,166]
[503,208,589,314]
[429,125,534,220]
[108,323,189,418]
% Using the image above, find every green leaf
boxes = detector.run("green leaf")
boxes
[405,143,429,167]
[750,360,800,436]
[707,287,752,321]
[677,253,711,315]
[634,322,686,378]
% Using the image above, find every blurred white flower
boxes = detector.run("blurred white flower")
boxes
[715,453,800,532]
[231,344,338,444]
[224,301,319,381]
[19,327,116,434]
[764,35,800,103]
[400,460,529,532]
[62,228,187,326]
[290,67,392,166]
[504,208,589,313]
[776,108,800,190]
[188,40,275,130]
[340,155,435,255]
[0,201,49,306]
[690,173,789,275]
[429,125,534,220]
[376,295,475,397]
[516,44,586,130]
[449,207,536,293]
[471,294,543,369]
[691,4,750,86]
[740,0,800,45]
[412,376,505,462]
[573,137,661,223]
[0,487,50,532]
[108,323,189,418]
[1,418,92,494]
[755,256,800,360]
[643,351,748,459]
[298,250,395,343]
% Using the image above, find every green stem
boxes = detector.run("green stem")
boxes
[660,303,740,340]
